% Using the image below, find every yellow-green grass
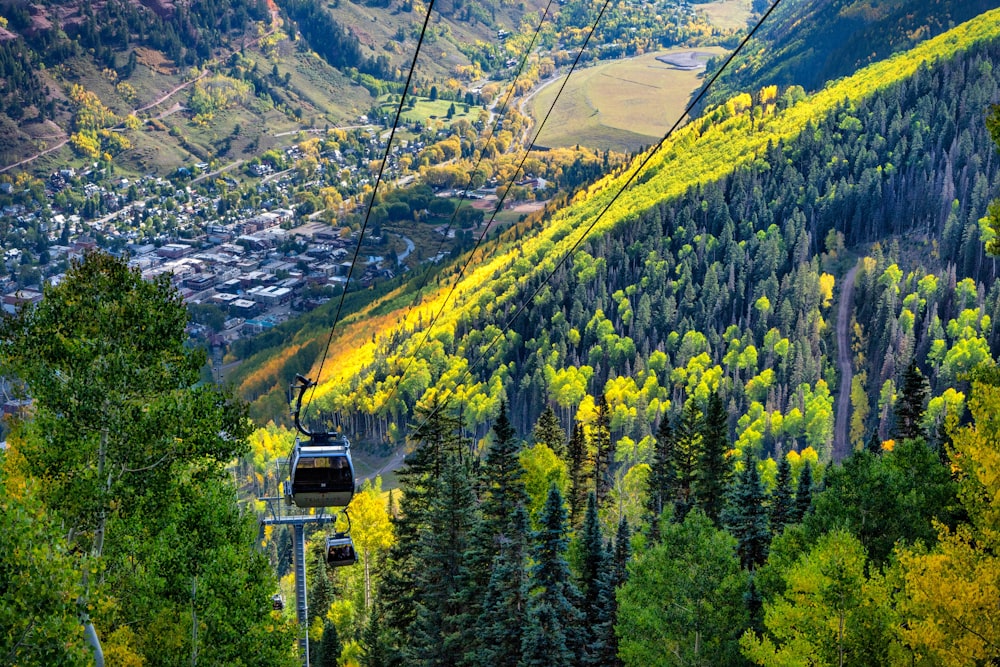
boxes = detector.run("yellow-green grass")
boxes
[699,0,753,32]
[527,47,727,152]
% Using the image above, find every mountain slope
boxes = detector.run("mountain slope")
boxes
[698,0,1000,112]
[237,7,1000,457]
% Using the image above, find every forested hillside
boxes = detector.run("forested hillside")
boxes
[698,0,1000,111]
[241,11,1000,665]
[239,8,1000,454]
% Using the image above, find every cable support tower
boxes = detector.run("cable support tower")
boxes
[376,0,612,416]
[408,0,787,431]
[303,0,439,417]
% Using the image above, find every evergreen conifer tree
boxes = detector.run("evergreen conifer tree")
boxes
[475,505,530,667]
[379,396,464,657]
[567,423,589,527]
[315,617,342,667]
[360,605,390,667]
[792,460,814,522]
[520,485,584,667]
[695,391,732,523]
[406,455,480,667]
[645,416,677,540]
[579,493,616,667]
[724,450,771,570]
[466,401,528,662]
[893,360,929,442]
[594,395,614,506]
[769,454,795,534]
[533,405,567,457]
[673,400,703,521]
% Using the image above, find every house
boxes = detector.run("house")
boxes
[2,289,43,314]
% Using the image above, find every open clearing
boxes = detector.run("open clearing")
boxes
[527,46,727,152]
[699,0,753,32]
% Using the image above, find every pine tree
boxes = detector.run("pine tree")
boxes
[467,401,528,663]
[769,454,795,534]
[406,455,480,667]
[360,605,390,667]
[645,416,676,540]
[475,505,530,667]
[724,450,771,571]
[379,396,464,656]
[893,360,929,442]
[579,493,616,667]
[567,423,589,527]
[520,485,584,667]
[612,517,631,591]
[533,405,566,457]
[673,400,703,521]
[792,461,814,523]
[315,617,342,667]
[593,395,614,506]
[695,391,732,523]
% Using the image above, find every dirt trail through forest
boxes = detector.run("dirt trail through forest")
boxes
[833,263,859,460]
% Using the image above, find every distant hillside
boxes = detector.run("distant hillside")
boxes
[697,0,1000,112]
[233,9,1000,460]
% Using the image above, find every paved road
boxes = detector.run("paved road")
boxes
[833,263,860,461]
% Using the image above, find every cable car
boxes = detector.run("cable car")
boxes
[286,375,356,508]
[326,509,358,567]
[326,533,358,567]
[272,594,285,611]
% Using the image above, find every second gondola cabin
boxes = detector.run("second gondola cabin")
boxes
[287,433,355,508]
[326,533,358,567]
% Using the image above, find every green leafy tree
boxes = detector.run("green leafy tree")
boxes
[0,252,294,665]
[617,510,749,667]
[740,530,897,667]
[805,441,958,565]
[0,464,90,666]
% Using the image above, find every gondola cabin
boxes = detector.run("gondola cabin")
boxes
[326,533,358,567]
[287,434,355,508]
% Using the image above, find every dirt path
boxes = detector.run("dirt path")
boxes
[833,263,859,461]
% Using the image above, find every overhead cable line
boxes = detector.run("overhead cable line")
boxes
[373,0,558,412]
[377,0,612,416]
[303,0,438,415]
[410,0,786,429]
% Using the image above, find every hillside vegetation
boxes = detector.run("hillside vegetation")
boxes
[698,0,1000,111]
[237,8,1000,448]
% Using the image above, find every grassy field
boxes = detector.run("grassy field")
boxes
[383,97,487,130]
[527,46,727,152]
[699,0,754,32]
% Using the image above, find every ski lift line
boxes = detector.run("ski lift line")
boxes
[409,0,787,432]
[376,0,612,417]
[421,0,559,266]
[372,0,558,415]
[303,0,439,417]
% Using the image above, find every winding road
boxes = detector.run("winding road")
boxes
[833,263,859,461]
